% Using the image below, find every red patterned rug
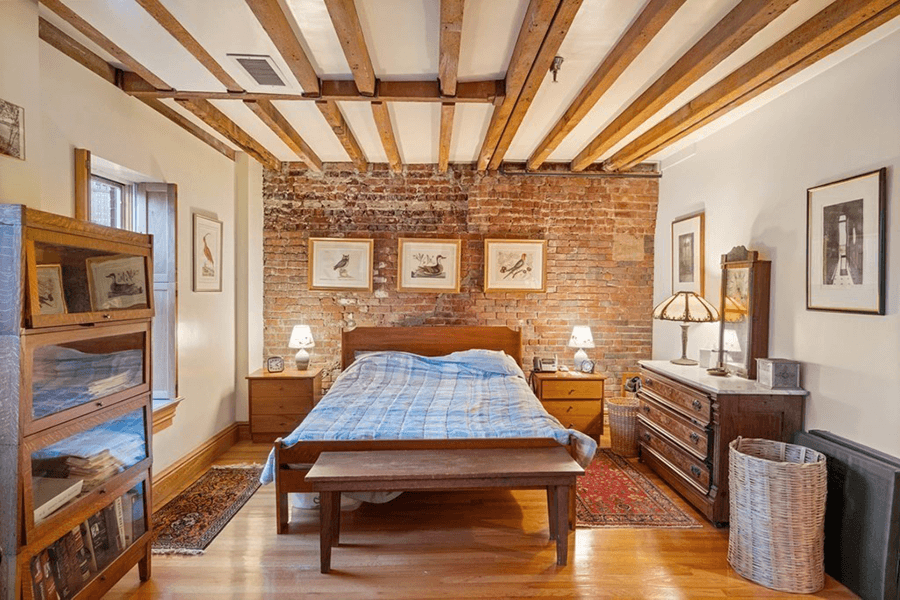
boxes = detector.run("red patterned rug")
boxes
[577,449,701,528]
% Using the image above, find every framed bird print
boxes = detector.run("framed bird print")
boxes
[397,238,461,292]
[484,239,546,293]
[308,238,374,291]
[193,213,223,292]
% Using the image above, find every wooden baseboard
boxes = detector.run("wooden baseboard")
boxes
[152,423,241,510]
[237,421,251,441]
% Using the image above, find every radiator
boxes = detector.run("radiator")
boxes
[793,430,900,600]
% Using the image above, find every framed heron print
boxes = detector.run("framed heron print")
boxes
[308,238,374,291]
[193,213,223,292]
[484,239,546,293]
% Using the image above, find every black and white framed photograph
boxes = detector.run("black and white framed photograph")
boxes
[671,212,704,295]
[484,239,546,293]
[308,237,373,291]
[807,168,886,314]
[36,264,67,315]
[193,213,223,292]
[0,97,25,160]
[398,238,461,293]
[86,254,148,311]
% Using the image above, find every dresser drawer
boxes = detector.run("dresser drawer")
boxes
[638,396,709,460]
[250,379,314,401]
[542,400,602,434]
[638,421,710,494]
[252,413,308,434]
[252,394,313,415]
[640,369,711,424]
[540,380,602,400]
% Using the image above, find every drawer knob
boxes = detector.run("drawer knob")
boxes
[692,399,702,411]
[566,406,574,413]
[641,433,651,442]
[690,465,702,478]
[689,432,700,444]
[645,378,653,387]
[642,405,651,413]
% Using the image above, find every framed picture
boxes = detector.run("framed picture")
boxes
[193,213,223,292]
[0,98,25,161]
[36,265,67,315]
[86,254,148,311]
[484,239,546,292]
[398,238,461,293]
[308,237,373,291]
[671,212,704,295]
[807,168,886,314]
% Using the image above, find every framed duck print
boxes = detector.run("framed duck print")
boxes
[397,238,460,292]
[484,239,546,292]
[672,212,704,295]
[308,238,373,291]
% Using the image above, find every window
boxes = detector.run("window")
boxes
[90,175,132,230]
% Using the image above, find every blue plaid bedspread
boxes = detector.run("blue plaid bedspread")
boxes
[260,350,597,484]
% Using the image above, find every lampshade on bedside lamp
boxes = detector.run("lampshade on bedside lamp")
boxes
[567,325,595,369]
[653,292,718,365]
[288,325,315,370]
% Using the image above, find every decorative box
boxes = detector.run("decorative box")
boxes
[756,358,801,389]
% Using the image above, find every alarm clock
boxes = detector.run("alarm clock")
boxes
[266,356,285,373]
[580,359,595,374]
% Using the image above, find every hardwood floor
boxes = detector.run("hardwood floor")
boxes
[107,439,857,599]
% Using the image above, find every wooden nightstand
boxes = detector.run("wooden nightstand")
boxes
[247,368,322,443]
[531,371,607,438]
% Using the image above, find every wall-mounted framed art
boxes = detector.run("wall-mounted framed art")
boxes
[0,97,25,160]
[308,237,374,291]
[671,212,704,295]
[36,264,67,315]
[484,239,546,293]
[193,213,223,292]
[807,168,886,314]
[397,238,461,293]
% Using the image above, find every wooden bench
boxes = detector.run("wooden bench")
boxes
[304,446,585,573]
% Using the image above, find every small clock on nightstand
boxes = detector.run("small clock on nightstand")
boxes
[266,356,285,373]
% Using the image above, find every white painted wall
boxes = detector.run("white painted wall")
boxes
[654,27,900,458]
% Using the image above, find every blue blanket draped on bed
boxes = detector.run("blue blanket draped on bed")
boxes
[259,350,597,485]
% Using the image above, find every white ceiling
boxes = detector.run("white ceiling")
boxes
[38,0,900,167]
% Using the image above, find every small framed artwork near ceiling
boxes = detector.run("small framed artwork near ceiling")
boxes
[193,213,223,292]
[308,237,374,291]
[398,238,461,293]
[672,212,705,295]
[484,239,547,293]
[0,98,25,160]
[807,168,886,314]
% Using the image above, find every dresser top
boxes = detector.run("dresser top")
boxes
[639,360,808,396]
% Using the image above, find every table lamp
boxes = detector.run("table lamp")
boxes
[652,291,719,365]
[288,324,315,370]
[567,325,595,369]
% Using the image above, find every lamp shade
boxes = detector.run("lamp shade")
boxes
[653,291,718,323]
[567,325,595,349]
[288,325,315,349]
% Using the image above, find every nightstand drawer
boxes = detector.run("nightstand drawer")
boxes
[250,380,314,401]
[542,400,602,434]
[253,413,308,434]
[540,380,602,400]
[252,394,313,415]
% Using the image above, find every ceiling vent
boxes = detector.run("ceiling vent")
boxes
[228,54,286,87]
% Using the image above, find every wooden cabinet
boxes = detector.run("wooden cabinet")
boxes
[0,205,154,600]
[531,371,606,438]
[247,368,322,443]
[637,360,806,525]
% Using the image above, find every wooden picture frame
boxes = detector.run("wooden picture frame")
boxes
[86,254,149,311]
[397,238,461,293]
[484,239,546,293]
[308,238,374,291]
[35,264,67,315]
[0,97,25,160]
[671,212,704,295]
[807,168,886,314]
[193,213,223,292]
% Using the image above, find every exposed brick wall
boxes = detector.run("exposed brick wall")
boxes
[263,163,658,394]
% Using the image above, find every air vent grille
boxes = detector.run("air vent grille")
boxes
[228,54,286,87]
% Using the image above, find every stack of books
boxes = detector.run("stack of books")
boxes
[64,450,125,492]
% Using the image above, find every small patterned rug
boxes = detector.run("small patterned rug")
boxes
[152,465,262,555]
[577,449,701,528]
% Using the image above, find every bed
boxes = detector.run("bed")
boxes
[261,326,596,533]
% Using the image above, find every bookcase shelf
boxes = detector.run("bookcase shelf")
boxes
[0,205,155,600]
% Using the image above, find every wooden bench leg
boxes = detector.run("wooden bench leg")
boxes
[554,485,569,566]
[277,491,289,534]
[331,492,341,547]
[546,487,557,540]
[320,491,336,573]
[569,482,576,531]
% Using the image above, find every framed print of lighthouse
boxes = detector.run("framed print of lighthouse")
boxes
[484,239,546,293]
[308,238,373,291]
[807,168,886,314]
[193,213,223,292]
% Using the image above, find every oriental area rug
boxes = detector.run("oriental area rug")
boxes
[576,450,701,528]
[152,465,262,555]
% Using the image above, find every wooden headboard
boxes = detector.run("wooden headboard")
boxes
[341,326,522,369]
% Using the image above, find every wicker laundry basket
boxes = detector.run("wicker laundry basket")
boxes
[607,397,640,457]
[727,437,827,594]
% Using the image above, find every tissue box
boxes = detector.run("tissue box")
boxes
[756,358,800,389]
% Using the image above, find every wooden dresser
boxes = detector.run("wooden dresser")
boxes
[531,371,606,438]
[246,368,322,442]
[637,361,807,526]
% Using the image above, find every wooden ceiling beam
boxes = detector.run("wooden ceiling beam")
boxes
[245,0,321,95]
[176,98,281,169]
[324,0,377,96]
[135,0,243,93]
[316,100,368,171]
[610,0,900,171]
[370,102,402,172]
[570,0,801,171]
[245,99,322,171]
[439,0,465,96]
[40,0,171,91]
[38,17,119,86]
[526,0,686,170]
[140,98,237,160]
[475,0,561,171]
[487,0,584,170]
[438,103,454,173]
